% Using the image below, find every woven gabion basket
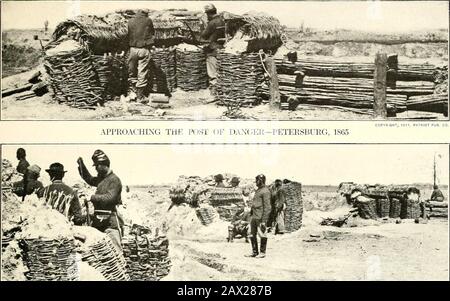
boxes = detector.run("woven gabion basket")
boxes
[44,41,104,109]
[283,182,303,233]
[122,226,171,281]
[82,235,129,281]
[176,49,208,91]
[400,198,421,219]
[149,47,177,94]
[376,198,390,218]
[356,197,378,219]
[216,51,265,106]
[196,205,219,225]
[389,198,402,218]
[20,238,79,281]
[92,54,128,100]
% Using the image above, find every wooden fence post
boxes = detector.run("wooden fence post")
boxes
[265,55,281,108]
[374,52,388,118]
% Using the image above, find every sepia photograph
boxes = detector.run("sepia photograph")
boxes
[1,0,448,120]
[1,144,448,281]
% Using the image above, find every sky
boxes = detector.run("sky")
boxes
[2,144,448,186]
[1,1,448,32]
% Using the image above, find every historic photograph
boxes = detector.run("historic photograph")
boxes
[1,144,448,280]
[1,1,448,120]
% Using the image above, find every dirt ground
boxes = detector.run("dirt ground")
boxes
[166,219,448,281]
[2,84,445,121]
[123,187,449,281]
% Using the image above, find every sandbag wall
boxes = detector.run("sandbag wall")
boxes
[216,51,266,106]
[258,57,448,116]
[283,182,303,233]
[209,187,246,221]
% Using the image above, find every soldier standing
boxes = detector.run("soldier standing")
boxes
[127,9,155,103]
[246,174,271,258]
[77,150,123,250]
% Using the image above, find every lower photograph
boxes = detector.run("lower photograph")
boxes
[1,144,448,281]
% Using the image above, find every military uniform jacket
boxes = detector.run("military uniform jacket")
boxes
[251,185,271,223]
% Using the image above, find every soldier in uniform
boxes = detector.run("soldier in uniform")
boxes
[272,179,287,234]
[200,3,225,90]
[127,9,155,103]
[77,150,123,250]
[13,165,44,198]
[214,174,226,188]
[16,148,30,175]
[246,174,271,258]
[430,185,445,202]
[42,162,84,225]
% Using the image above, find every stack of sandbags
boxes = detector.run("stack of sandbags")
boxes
[376,198,390,218]
[19,238,79,281]
[92,54,128,100]
[389,198,402,218]
[149,47,177,94]
[176,44,208,91]
[122,225,171,281]
[195,205,219,225]
[282,182,303,232]
[216,50,265,106]
[44,40,104,109]
[75,226,129,281]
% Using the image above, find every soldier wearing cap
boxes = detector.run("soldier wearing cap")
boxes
[13,164,44,197]
[271,179,286,234]
[200,3,225,89]
[430,185,445,202]
[77,150,123,250]
[230,177,240,188]
[246,174,271,258]
[16,148,30,175]
[127,9,155,103]
[214,174,226,187]
[42,163,84,225]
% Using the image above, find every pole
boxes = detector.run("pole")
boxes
[265,55,281,108]
[433,154,436,187]
[373,52,388,118]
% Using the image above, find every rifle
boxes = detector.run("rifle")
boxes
[85,199,91,226]
[180,20,203,50]
[21,170,28,202]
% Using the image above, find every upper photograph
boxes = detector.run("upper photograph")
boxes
[1,1,448,120]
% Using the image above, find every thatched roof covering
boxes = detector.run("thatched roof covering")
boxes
[50,9,283,54]
[222,11,283,40]
[222,11,284,52]
[52,14,128,53]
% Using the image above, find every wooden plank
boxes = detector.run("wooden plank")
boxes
[374,53,388,118]
[265,56,281,108]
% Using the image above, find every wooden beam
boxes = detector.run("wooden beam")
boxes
[374,53,388,118]
[265,55,281,108]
